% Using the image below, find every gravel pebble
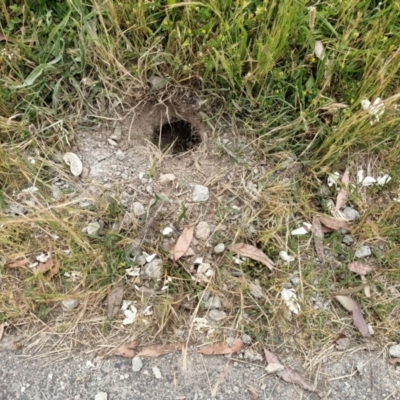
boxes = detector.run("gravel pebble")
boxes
[389,344,400,358]
[132,202,146,217]
[95,392,108,400]
[152,366,162,379]
[61,300,79,311]
[355,245,371,258]
[192,185,209,202]
[141,259,163,280]
[342,234,354,245]
[213,243,225,254]
[115,150,125,161]
[195,221,211,241]
[131,356,143,372]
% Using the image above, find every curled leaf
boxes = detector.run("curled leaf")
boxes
[138,342,185,357]
[173,227,194,261]
[114,340,139,358]
[5,257,30,269]
[348,262,373,276]
[335,295,370,337]
[198,339,244,355]
[229,243,274,271]
[63,152,83,177]
[318,215,352,232]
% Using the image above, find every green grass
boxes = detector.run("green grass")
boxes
[1,0,400,357]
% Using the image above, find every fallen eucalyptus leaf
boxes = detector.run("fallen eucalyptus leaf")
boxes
[230,243,274,271]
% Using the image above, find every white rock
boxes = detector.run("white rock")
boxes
[357,169,365,183]
[195,221,211,241]
[132,356,143,372]
[132,202,146,217]
[342,235,354,245]
[192,185,209,202]
[95,392,108,400]
[327,172,340,187]
[86,221,101,235]
[63,152,83,177]
[389,344,400,358]
[108,138,117,146]
[265,363,285,374]
[162,227,173,237]
[152,366,162,379]
[243,349,263,362]
[377,174,391,186]
[141,259,163,280]
[159,174,176,184]
[281,288,301,314]
[213,243,225,254]
[355,245,371,258]
[204,295,222,310]
[115,150,125,161]
[361,176,376,187]
[62,299,79,311]
[241,334,252,345]
[279,251,294,262]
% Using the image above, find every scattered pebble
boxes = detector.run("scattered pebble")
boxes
[249,282,264,298]
[141,259,163,280]
[162,227,173,237]
[335,337,350,351]
[341,206,360,220]
[86,221,101,235]
[192,184,209,202]
[63,152,83,176]
[115,150,125,161]
[243,349,263,362]
[226,337,236,347]
[81,167,89,179]
[131,356,143,372]
[132,202,146,217]
[94,392,108,400]
[279,251,295,262]
[355,245,372,258]
[159,174,176,184]
[195,221,211,241]
[7,204,26,215]
[241,334,252,345]
[62,299,79,311]
[213,243,225,254]
[342,235,354,245]
[208,310,226,321]
[152,366,162,379]
[389,344,400,358]
[290,277,300,287]
[183,247,195,257]
[203,295,222,310]
[107,138,117,146]
[233,386,239,393]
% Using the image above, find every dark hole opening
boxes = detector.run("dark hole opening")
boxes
[152,120,201,154]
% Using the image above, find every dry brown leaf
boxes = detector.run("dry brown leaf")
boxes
[138,342,185,357]
[335,295,370,337]
[348,261,373,276]
[312,216,324,262]
[229,243,274,271]
[388,358,400,365]
[114,340,139,358]
[0,323,4,342]
[5,257,30,269]
[332,284,368,296]
[318,215,352,232]
[107,286,124,319]
[263,348,319,394]
[365,216,380,237]
[335,169,349,211]
[198,339,244,355]
[37,256,59,279]
[247,384,259,400]
[173,227,194,261]
[0,33,5,41]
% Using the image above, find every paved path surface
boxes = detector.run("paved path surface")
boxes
[1,347,399,399]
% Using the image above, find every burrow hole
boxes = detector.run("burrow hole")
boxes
[152,120,201,154]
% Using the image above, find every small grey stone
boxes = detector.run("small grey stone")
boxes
[204,295,222,310]
[152,366,162,379]
[226,337,236,347]
[213,243,225,254]
[115,150,125,161]
[8,204,26,215]
[389,344,400,358]
[132,202,146,217]
[86,221,101,235]
[62,299,79,311]
[141,259,163,280]
[192,185,209,202]
[233,386,239,393]
[195,221,211,241]
[249,283,264,298]
[243,349,263,362]
[146,185,153,195]
[95,392,108,400]
[208,310,226,321]
[241,334,252,345]
[341,206,360,220]
[355,245,371,258]
[343,234,354,245]
[159,174,176,184]
[108,138,117,146]
[132,356,143,372]
[290,277,300,287]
